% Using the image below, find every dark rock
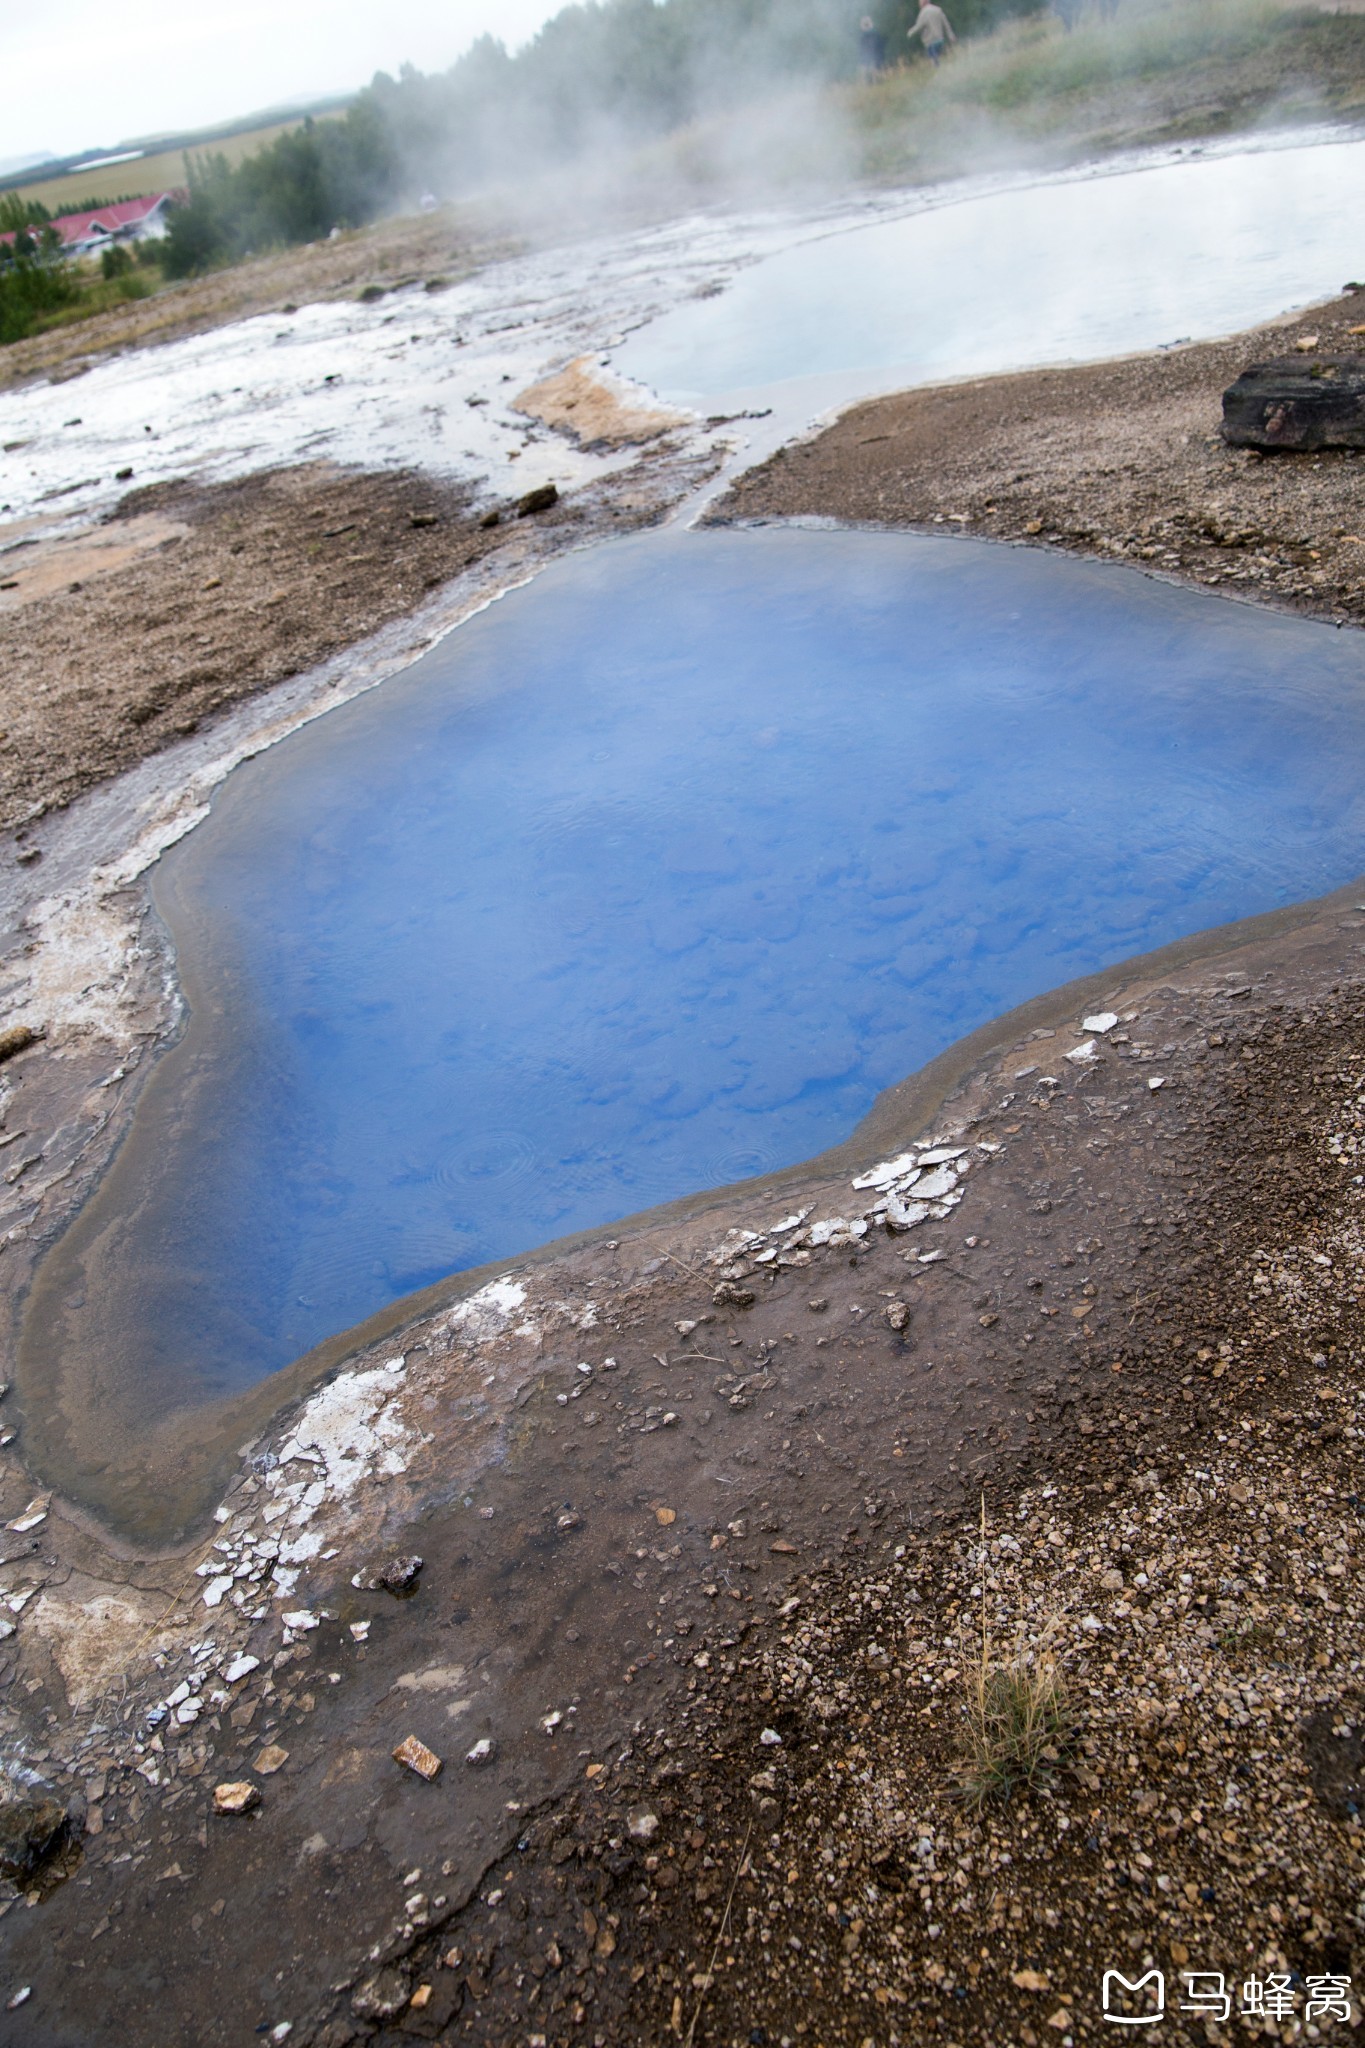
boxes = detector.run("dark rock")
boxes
[479,510,500,530]
[516,484,559,518]
[375,1554,424,1595]
[1221,357,1365,450]
[409,512,438,529]
[0,1794,76,1881]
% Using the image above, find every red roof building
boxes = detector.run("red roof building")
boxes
[1,190,186,258]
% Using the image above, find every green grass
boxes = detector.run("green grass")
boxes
[7,116,341,214]
[842,0,1365,182]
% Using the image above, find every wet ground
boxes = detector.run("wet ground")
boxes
[2,880,1365,2043]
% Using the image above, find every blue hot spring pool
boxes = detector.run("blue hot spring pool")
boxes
[24,527,1365,1412]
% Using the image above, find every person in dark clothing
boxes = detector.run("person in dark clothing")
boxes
[859,16,888,77]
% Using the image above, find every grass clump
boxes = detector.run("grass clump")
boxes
[957,1498,1074,1807]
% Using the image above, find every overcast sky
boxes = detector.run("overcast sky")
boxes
[1,0,566,168]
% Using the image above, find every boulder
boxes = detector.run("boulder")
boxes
[1221,356,1365,450]
[0,1794,74,1882]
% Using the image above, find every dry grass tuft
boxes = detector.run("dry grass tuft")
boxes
[957,1497,1073,1807]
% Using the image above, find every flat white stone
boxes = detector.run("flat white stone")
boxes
[913,1167,959,1202]
[851,1152,920,1192]
[1065,1040,1097,1064]
[916,1147,966,1166]
[1081,1012,1119,1034]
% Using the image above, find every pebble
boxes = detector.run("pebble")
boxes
[392,1735,443,1781]
[254,1745,289,1776]
[212,1781,261,1816]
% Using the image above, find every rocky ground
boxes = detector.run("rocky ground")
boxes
[3,888,1365,2043]
[714,287,1365,636]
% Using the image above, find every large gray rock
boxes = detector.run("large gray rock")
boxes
[1222,357,1365,451]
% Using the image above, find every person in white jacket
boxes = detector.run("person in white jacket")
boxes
[909,0,957,65]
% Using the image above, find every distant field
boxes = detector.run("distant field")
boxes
[7,113,343,212]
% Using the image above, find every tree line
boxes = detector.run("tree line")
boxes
[2,0,1045,311]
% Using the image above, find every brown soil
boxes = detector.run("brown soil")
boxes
[6,891,1365,2045]
[0,460,661,833]
[0,211,519,396]
[714,290,1365,631]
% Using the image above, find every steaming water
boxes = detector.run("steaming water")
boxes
[3,133,1363,534]
[24,527,1365,1413]
[618,135,1365,413]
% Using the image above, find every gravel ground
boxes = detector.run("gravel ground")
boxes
[8,895,1365,2045]
[288,981,1365,2048]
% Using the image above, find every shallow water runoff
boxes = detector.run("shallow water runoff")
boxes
[23,527,1365,1431]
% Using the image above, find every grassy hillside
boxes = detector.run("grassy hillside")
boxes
[8,114,345,214]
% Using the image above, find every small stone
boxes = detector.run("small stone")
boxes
[1148,1075,1166,1091]
[349,1620,370,1642]
[5,1499,47,1533]
[516,484,559,517]
[628,1809,659,1842]
[1012,1969,1050,1992]
[713,1281,755,1309]
[0,1026,38,1064]
[254,1745,289,1776]
[213,1782,261,1816]
[466,1737,496,1767]
[769,1540,798,1555]
[884,1301,911,1333]
[409,1985,433,2010]
[759,1728,783,1747]
[375,1555,424,1595]
[655,1507,676,1526]
[6,1988,31,2010]
[223,1654,260,1685]
[1081,1012,1118,1034]
[1065,1040,1097,1065]
[281,1610,318,1632]
[393,1735,443,1781]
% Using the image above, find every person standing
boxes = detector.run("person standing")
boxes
[859,15,888,77]
[908,1,957,67]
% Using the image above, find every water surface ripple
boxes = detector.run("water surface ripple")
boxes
[23,528,1365,1417]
